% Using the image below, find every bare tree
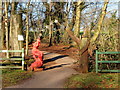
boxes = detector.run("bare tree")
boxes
[64,0,109,73]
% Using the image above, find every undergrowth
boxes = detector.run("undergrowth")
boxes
[1,69,33,88]
[65,73,120,88]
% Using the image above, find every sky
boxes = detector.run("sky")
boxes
[3,0,118,31]
[2,0,120,2]
[3,0,119,19]
[107,1,119,17]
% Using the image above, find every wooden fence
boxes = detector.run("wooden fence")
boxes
[0,48,24,70]
[96,50,120,73]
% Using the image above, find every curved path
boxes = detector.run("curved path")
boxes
[7,51,78,88]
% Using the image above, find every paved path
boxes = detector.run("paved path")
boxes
[7,51,78,88]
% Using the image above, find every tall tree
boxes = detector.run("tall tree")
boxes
[48,1,53,47]
[9,2,23,56]
[64,0,109,73]
[0,1,4,50]
[74,1,82,38]
[25,2,30,55]
[5,1,9,57]
[62,2,70,45]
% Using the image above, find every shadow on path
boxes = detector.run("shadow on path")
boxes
[43,55,68,64]
[43,54,71,71]
[44,64,71,70]
[43,52,52,56]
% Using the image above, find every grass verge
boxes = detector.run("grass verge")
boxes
[65,73,120,88]
[1,69,33,88]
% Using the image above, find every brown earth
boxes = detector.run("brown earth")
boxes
[27,43,80,70]
[38,43,80,60]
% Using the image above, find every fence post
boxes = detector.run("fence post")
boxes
[96,50,98,73]
[22,48,24,70]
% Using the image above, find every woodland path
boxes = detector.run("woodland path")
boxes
[7,51,78,88]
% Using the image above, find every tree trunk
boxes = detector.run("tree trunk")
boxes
[25,2,30,55]
[48,22,53,47]
[90,0,109,43]
[79,40,90,73]
[48,2,53,47]
[79,49,89,73]
[88,0,109,55]
[1,17,5,49]
[25,14,29,55]
[10,14,23,56]
[65,0,109,73]
[74,1,82,37]
[9,2,23,56]
[33,30,37,41]
[0,1,4,50]
[72,1,82,45]
[63,30,69,44]
[62,3,70,45]
[5,2,9,58]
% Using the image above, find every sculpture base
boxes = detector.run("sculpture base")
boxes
[34,68,43,72]
[28,67,43,72]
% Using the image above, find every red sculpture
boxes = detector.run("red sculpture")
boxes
[29,37,43,71]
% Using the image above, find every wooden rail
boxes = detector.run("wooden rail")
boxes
[96,50,120,73]
[0,48,24,70]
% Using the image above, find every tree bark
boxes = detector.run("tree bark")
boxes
[74,1,82,37]
[0,1,4,50]
[9,2,23,56]
[65,23,81,46]
[65,0,109,73]
[25,2,30,55]
[5,2,9,58]
[90,0,109,43]
[62,3,70,45]
[10,14,23,56]
[88,0,109,55]
[48,2,53,47]
[72,1,82,46]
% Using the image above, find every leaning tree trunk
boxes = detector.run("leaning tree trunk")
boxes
[88,0,109,54]
[79,0,109,73]
[80,0,109,73]
[90,0,109,43]
[74,1,82,38]
[65,0,109,73]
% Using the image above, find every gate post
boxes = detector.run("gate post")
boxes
[22,48,24,70]
[96,50,98,73]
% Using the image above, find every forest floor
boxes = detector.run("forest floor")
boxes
[39,43,80,60]
[6,49,79,88]
[2,43,120,88]
[2,43,80,88]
